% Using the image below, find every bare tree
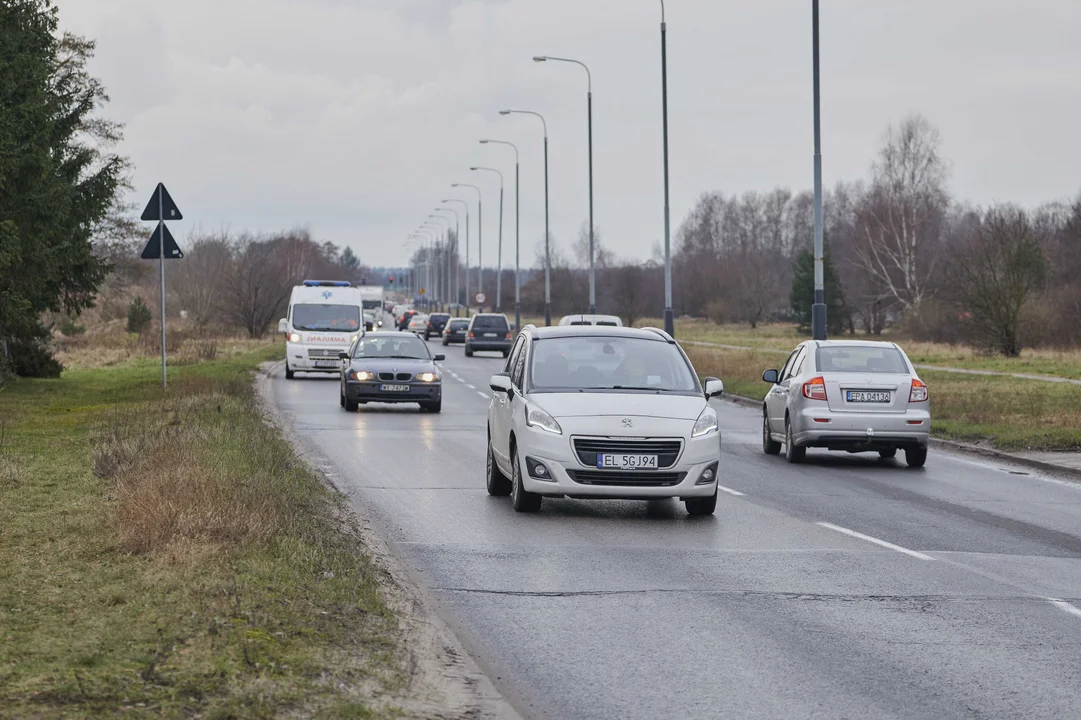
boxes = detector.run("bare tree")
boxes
[609,263,650,327]
[173,231,231,326]
[224,234,294,338]
[854,114,949,313]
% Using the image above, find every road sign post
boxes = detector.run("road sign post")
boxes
[140,183,183,389]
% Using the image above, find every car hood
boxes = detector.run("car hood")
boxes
[529,392,705,420]
[351,358,436,373]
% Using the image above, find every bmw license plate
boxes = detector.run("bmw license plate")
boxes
[380,384,410,392]
[847,390,890,403]
[598,454,658,470]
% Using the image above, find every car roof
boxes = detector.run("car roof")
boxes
[363,331,422,338]
[526,325,673,342]
[811,339,901,349]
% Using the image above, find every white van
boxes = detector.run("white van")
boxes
[557,314,623,327]
[359,285,384,326]
[278,281,363,379]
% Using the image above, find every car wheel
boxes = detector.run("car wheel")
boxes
[511,447,542,513]
[339,384,345,407]
[784,417,805,464]
[502,349,510,358]
[344,393,358,412]
[465,347,474,357]
[763,412,782,455]
[424,332,430,341]
[685,488,718,516]
[486,434,512,496]
[422,399,442,414]
[879,448,897,459]
[442,338,449,346]
[905,446,928,468]
[285,363,295,380]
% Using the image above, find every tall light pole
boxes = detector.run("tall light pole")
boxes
[429,215,451,311]
[500,109,551,326]
[471,167,504,313]
[480,139,520,329]
[452,183,483,310]
[442,198,470,314]
[811,0,827,340]
[435,207,459,315]
[660,0,674,337]
[534,55,595,314]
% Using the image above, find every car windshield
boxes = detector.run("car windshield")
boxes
[354,336,429,360]
[472,316,508,330]
[292,304,360,331]
[530,336,698,393]
[817,346,910,373]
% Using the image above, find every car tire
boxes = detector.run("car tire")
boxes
[344,394,358,412]
[339,385,345,407]
[442,338,449,346]
[486,434,512,496]
[502,349,510,358]
[424,332,430,341]
[685,488,718,516]
[511,448,542,513]
[465,347,474,357]
[784,417,805,464]
[879,448,897,459]
[285,364,295,380]
[763,412,782,455]
[905,446,928,468]
[422,399,442,414]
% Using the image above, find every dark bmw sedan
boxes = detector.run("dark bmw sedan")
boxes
[338,332,444,413]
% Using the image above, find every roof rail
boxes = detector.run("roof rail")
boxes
[302,280,351,287]
[641,326,676,343]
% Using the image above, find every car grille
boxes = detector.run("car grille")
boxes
[572,438,683,469]
[566,470,686,487]
[378,372,412,381]
[307,349,339,358]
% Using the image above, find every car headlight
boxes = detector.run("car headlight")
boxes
[416,372,437,382]
[525,404,562,435]
[288,332,301,343]
[691,405,719,438]
[348,370,374,381]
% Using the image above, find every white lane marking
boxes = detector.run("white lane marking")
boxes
[1047,598,1081,619]
[717,485,745,497]
[466,384,476,390]
[477,391,489,400]
[816,522,935,561]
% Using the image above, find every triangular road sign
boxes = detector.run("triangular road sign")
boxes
[140,183,183,222]
[141,223,184,259]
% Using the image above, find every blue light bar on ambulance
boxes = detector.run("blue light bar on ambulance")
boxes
[302,280,351,287]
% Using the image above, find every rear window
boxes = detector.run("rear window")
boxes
[472,315,509,330]
[449,320,469,329]
[816,346,909,373]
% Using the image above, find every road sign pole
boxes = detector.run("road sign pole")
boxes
[158,187,166,389]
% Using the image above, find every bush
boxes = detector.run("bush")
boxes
[127,297,154,334]
[56,316,86,337]
[8,336,63,378]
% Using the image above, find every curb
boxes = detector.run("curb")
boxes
[719,392,1081,482]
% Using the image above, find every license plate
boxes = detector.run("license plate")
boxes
[484,332,497,337]
[846,390,890,403]
[380,384,410,392]
[313,360,339,368]
[597,454,658,470]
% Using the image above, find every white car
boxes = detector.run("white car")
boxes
[486,325,725,515]
[558,314,623,327]
[407,314,429,334]
[761,340,931,467]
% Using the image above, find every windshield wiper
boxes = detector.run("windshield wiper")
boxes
[381,355,424,360]
[597,385,665,392]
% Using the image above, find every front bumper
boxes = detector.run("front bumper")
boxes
[346,381,441,404]
[792,406,930,449]
[286,342,347,373]
[517,421,721,499]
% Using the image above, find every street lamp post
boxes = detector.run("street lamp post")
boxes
[429,215,451,311]
[452,183,483,310]
[660,0,674,337]
[471,167,504,313]
[479,139,520,330]
[500,109,551,326]
[442,198,470,314]
[534,55,595,314]
[811,0,827,341]
[435,207,460,315]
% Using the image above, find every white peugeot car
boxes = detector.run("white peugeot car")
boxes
[486,326,725,515]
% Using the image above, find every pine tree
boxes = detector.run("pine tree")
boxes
[790,242,848,336]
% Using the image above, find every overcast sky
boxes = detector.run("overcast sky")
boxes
[60,0,1081,268]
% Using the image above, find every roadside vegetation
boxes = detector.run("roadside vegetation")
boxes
[0,342,416,718]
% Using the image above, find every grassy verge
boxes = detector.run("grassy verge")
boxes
[684,345,1081,452]
[0,346,409,718]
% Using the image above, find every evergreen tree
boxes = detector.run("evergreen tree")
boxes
[790,243,848,336]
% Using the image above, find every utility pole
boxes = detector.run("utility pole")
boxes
[812,0,827,340]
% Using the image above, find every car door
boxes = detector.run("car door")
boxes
[766,345,805,434]
[491,335,525,463]
[504,336,529,471]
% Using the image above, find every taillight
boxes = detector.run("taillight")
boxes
[469,332,475,338]
[504,332,511,339]
[802,376,827,401]
[909,378,928,402]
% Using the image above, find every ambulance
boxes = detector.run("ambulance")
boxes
[278,281,363,379]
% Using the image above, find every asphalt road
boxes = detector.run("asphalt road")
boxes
[269,318,1081,719]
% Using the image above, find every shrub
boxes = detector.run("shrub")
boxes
[7,337,63,378]
[57,316,86,337]
[127,297,154,335]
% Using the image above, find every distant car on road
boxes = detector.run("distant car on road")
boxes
[442,318,470,345]
[558,314,623,327]
[407,314,430,334]
[760,340,930,467]
[396,308,417,330]
[425,313,451,341]
[485,325,724,514]
[339,331,444,413]
[466,314,512,357]
[363,312,375,331]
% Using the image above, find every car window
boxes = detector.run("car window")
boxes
[505,336,526,373]
[511,339,528,388]
[777,347,800,383]
[817,346,910,373]
[528,336,697,394]
[596,321,619,326]
[472,315,509,330]
[789,346,808,379]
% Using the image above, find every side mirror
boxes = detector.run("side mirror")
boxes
[704,377,724,399]
[762,369,779,384]
[434,354,445,362]
[490,373,513,394]
[338,352,350,360]
[278,318,288,333]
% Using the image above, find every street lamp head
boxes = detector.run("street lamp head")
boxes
[479,139,489,144]
[498,110,511,115]
[469,166,478,171]
[533,56,547,63]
